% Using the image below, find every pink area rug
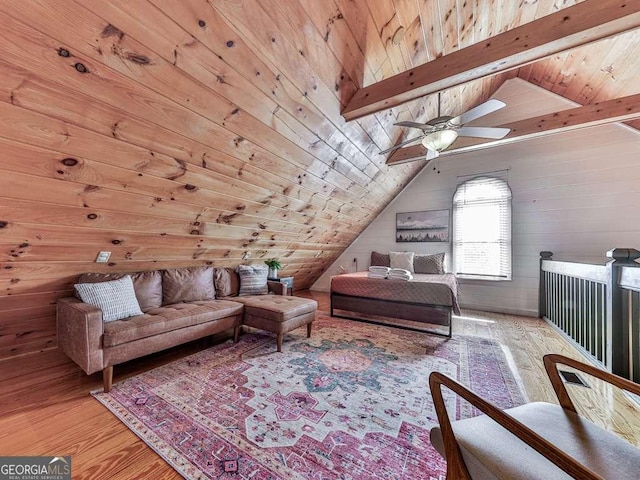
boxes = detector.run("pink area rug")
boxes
[93,313,525,479]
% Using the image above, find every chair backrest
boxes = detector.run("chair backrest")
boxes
[429,354,640,480]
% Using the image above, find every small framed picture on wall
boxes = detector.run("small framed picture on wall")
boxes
[396,209,450,242]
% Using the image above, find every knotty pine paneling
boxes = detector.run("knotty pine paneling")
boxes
[0,0,637,358]
[0,0,406,358]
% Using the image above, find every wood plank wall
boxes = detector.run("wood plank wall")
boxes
[0,0,437,359]
[0,0,627,359]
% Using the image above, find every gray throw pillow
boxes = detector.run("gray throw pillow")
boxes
[237,264,269,296]
[74,275,143,322]
[370,251,390,267]
[214,267,240,298]
[414,253,446,274]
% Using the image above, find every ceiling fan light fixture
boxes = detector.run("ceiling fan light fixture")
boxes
[421,129,458,152]
[383,99,508,165]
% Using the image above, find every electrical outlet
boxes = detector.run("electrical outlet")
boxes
[95,251,111,263]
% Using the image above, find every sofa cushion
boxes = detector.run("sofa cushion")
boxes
[78,271,163,312]
[237,264,269,296]
[103,299,244,347]
[77,272,124,285]
[162,266,215,305]
[390,251,415,273]
[370,251,390,267]
[214,267,240,298]
[233,295,317,322]
[129,270,163,311]
[414,252,445,274]
[74,275,143,322]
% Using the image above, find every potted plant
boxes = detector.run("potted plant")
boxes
[264,258,282,279]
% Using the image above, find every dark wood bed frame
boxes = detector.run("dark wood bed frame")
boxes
[330,291,453,338]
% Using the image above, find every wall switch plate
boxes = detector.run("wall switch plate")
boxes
[95,251,111,263]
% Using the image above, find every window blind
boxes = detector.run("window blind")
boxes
[453,176,512,280]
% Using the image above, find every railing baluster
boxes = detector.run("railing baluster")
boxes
[578,278,583,347]
[557,273,562,330]
[601,283,607,365]
[546,271,551,321]
[578,278,587,346]
[595,281,600,360]
[552,272,557,325]
[568,276,572,340]
[565,275,569,335]
[630,291,640,383]
[571,278,580,343]
[560,274,565,332]
[587,280,596,357]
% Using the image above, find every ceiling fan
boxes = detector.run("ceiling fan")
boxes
[380,96,511,161]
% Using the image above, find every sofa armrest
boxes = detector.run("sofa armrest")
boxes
[56,297,104,375]
[267,280,287,296]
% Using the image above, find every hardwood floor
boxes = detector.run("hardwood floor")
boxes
[1,291,638,479]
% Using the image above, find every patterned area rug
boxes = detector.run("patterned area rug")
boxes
[93,314,525,479]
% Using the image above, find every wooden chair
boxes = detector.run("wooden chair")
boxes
[429,354,640,479]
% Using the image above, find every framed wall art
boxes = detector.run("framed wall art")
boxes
[396,209,450,242]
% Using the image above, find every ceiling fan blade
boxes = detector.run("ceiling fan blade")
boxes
[395,121,432,129]
[378,134,427,155]
[425,148,440,160]
[450,99,506,125]
[457,126,510,139]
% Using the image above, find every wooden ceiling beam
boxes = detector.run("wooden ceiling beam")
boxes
[386,93,640,165]
[342,0,640,121]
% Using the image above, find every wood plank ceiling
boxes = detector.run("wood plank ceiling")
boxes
[1,0,638,358]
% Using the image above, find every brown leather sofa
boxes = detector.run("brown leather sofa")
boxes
[57,266,317,392]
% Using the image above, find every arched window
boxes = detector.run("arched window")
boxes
[453,176,512,280]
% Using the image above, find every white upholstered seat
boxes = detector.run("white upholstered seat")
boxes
[429,354,640,480]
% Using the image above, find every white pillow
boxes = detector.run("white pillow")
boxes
[390,251,415,273]
[74,275,143,322]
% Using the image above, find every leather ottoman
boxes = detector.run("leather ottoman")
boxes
[232,295,317,351]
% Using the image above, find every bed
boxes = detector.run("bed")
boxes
[330,271,460,337]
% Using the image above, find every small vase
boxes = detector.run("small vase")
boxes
[268,268,278,279]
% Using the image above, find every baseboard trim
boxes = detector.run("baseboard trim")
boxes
[457,303,538,318]
[310,286,330,293]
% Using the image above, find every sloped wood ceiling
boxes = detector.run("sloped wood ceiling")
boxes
[0,0,637,358]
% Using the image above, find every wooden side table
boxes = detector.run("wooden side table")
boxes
[268,276,294,295]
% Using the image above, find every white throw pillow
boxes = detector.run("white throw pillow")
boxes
[75,275,143,322]
[390,251,415,273]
